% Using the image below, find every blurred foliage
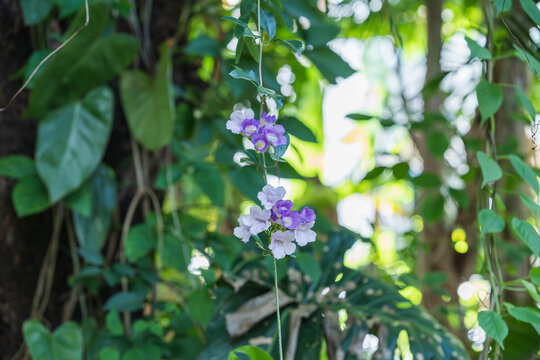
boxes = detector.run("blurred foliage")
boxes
[3,0,540,359]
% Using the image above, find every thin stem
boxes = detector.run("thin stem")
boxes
[257,0,263,88]
[273,256,284,360]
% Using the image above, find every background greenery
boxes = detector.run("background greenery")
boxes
[1,0,540,359]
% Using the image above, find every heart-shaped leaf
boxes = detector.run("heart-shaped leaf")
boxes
[35,86,113,202]
[23,319,83,360]
[477,151,502,187]
[478,311,508,349]
[120,44,175,150]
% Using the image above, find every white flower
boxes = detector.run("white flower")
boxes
[269,230,296,259]
[294,221,316,246]
[233,215,251,243]
[243,205,271,234]
[226,108,255,134]
[257,184,286,209]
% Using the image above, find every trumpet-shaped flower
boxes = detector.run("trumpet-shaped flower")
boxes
[260,111,276,126]
[233,215,252,243]
[258,184,286,209]
[299,207,316,223]
[241,118,260,135]
[269,230,296,259]
[262,124,287,147]
[281,210,301,230]
[226,108,255,134]
[243,205,271,234]
[295,221,316,246]
[251,130,270,153]
[274,200,293,216]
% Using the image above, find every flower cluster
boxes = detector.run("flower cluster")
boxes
[226,107,287,153]
[234,184,316,259]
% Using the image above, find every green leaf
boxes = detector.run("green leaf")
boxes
[279,39,303,54]
[98,347,120,360]
[520,0,540,25]
[23,319,83,360]
[411,173,441,188]
[228,346,273,360]
[427,132,450,157]
[505,303,540,336]
[64,180,92,217]
[193,163,225,206]
[187,289,215,327]
[512,217,540,256]
[478,209,505,235]
[476,80,503,122]
[465,37,492,60]
[392,162,410,179]
[305,47,355,84]
[273,133,290,159]
[104,292,145,312]
[478,311,508,349]
[530,267,540,286]
[477,151,502,187]
[161,232,188,272]
[185,35,221,57]
[78,247,104,265]
[346,113,374,121]
[126,224,156,262]
[521,280,540,303]
[26,3,138,117]
[35,86,113,202]
[229,66,259,84]
[295,252,322,284]
[420,193,445,223]
[122,345,161,360]
[260,8,276,39]
[0,155,36,179]
[12,175,50,217]
[283,117,317,143]
[105,310,124,336]
[521,195,540,216]
[493,0,512,14]
[509,154,539,194]
[120,44,175,150]
[73,165,116,250]
[516,87,536,121]
[20,0,53,25]
[230,167,265,201]
[56,0,86,19]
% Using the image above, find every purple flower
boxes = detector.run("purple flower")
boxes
[233,215,251,243]
[269,230,296,259]
[294,221,316,246]
[281,210,301,229]
[260,111,276,126]
[262,124,287,147]
[258,184,286,209]
[241,118,260,136]
[299,207,316,223]
[243,205,271,234]
[251,131,269,153]
[274,200,293,216]
[226,108,255,134]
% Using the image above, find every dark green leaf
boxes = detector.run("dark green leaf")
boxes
[35,86,113,202]
[23,319,83,360]
[493,0,511,14]
[12,175,50,217]
[295,252,322,284]
[120,45,175,150]
[505,303,540,336]
[477,151,502,187]
[73,166,116,250]
[26,3,138,117]
[64,180,92,217]
[123,345,161,360]
[260,8,276,39]
[279,39,303,54]
[411,173,441,188]
[392,162,410,179]
[512,217,540,256]
[421,194,445,223]
[427,132,450,157]
[346,113,374,121]
[161,232,188,272]
[509,154,539,194]
[98,347,120,360]
[230,167,265,201]
[520,0,540,25]
[0,155,36,179]
[185,35,221,57]
[105,310,124,336]
[478,209,505,235]
[516,87,536,121]
[126,224,156,262]
[305,47,355,84]
[193,164,225,206]
[283,117,317,143]
[465,37,492,60]
[104,292,145,312]
[476,80,503,123]
[78,247,104,265]
[478,311,508,349]
[187,289,215,327]
[20,0,53,25]
[530,267,540,286]
[229,66,259,84]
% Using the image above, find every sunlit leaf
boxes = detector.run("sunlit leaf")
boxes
[465,37,492,60]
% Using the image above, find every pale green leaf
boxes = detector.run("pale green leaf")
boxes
[509,154,539,194]
[512,217,540,256]
[478,311,508,349]
[476,80,503,122]
[477,151,502,187]
[478,209,505,235]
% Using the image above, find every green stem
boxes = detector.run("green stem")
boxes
[273,256,284,360]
